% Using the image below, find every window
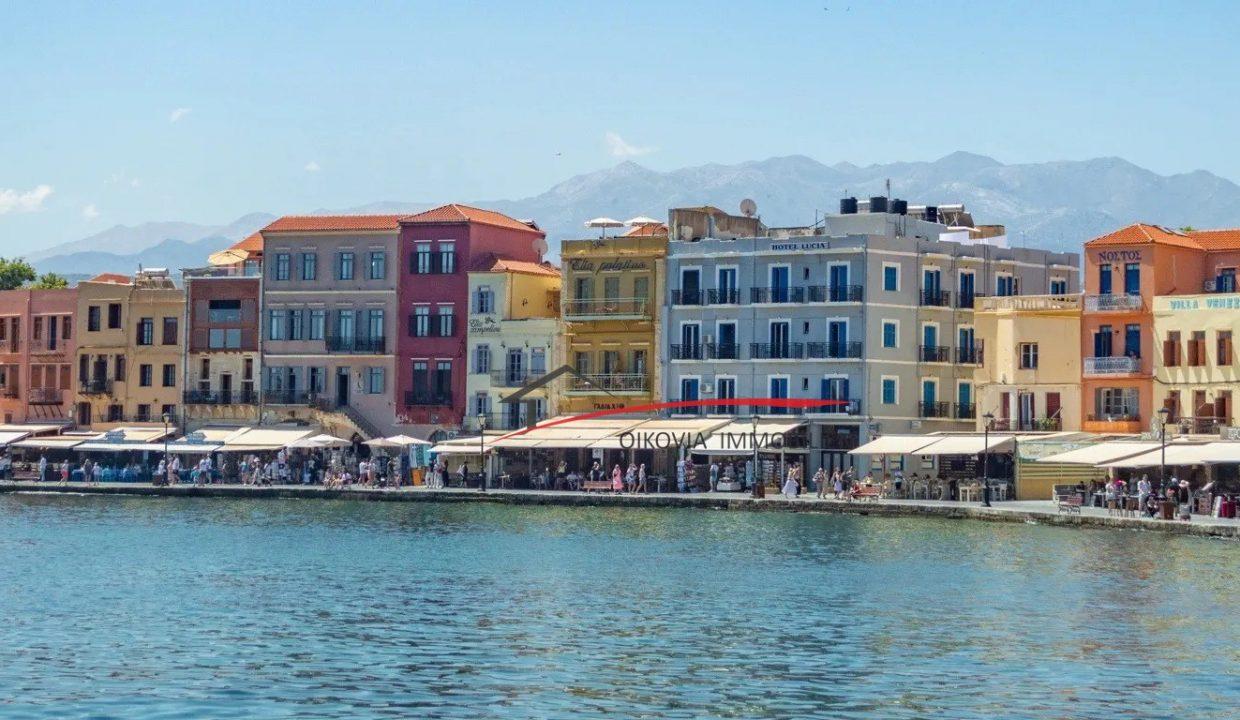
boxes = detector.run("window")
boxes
[367,309,384,339]
[1218,330,1233,366]
[1050,277,1067,295]
[107,303,122,329]
[301,253,317,280]
[475,344,491,374]
[87,306,101,332]
[574,277,593,301]
[883,264,899,292]
[162,317,178,345]
[1020,343,1039,369]
[437,306,454,337]
[882,321,898,349]
[531,347,546,375]
[288,309,304,340]
[438,243,456,273]
[604,276,620,301]
[369,251,386,280]
[1123,262,1140,295]
[136,318,154,346]
[366,367,385,394]
[1096,387,1139,418]
[115,355,126,382]
[162,364,176,387]
[274,253,290,281]
[309,310,325,340]
[434,360,452,399]
[268,309,287,341]
[208,299,241,323]
[208,328,242,349]
[413,243,432,274]
[161,404,175,420]
[1124,324,1141,358]
[574,351,591,376]
[1164,331,1181,367]
[475,286,494,314]
[136,404,151,422]
[337,310,354,339]
[1098,263,1112,295]
[1190,331,1206,367]
[337,252,355,280]
[881,377,898,405]
[996,274,1015,297]
[32,317,42,340]
[138,364,153,387]
[411,307,430,337]
[62,316,71,340]
[634,276,650,301]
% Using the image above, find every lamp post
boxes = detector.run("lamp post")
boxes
[476,413,486,490]
[161,412,171,485]
[981,412,994,507]
[1158,406,1170,492]
[750,413,761,498]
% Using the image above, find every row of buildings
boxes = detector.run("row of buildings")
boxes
[6,197,1240,479]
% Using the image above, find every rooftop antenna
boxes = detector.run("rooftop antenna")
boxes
[885,178,891,200]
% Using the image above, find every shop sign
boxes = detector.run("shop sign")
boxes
[569,259,649,274]
[469,316,502,334]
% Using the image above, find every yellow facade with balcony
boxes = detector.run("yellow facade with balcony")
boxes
[1152,293,1240,433]
[559,234,667,413]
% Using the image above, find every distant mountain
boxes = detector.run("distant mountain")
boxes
[31,153,1240,275]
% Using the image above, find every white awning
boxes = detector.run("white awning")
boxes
[166,444,224,453]
[0,430,30,447]
[430,443,493,455]
[915,434,1017,456]
[11,436,99,450]
[591,417,733,450]
[220,427,316,450]
[75,442,172,453]
[1106,442,1240,468]
[1036,441,1165,465]
[691,420,806,456]
[849,435,940,456]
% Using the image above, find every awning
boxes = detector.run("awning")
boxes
[849,435,940,456]
[430,442,494,455]
[691,420,806,456]
[1105,442,1240,468]
[1035,441,1166,465]
[0,424,65,436]
[591,417,733,450]
[11,436,99,450]
[0,431,30,447]
[488,416,645,450]
[75,442,173,453]
[915,434,1017,456]
[165,444,224,454]
[220,427,316,450]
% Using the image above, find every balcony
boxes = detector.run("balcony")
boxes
[750,287,806,304]
[0,386,16,399]
[184,389,258,405]
[1084,413,1142,434]
[977,294,1082,313]
[183,264,261,278]
[80,378,114,395]
[669,344,704,360]
[807,285,864,303]
[919,345,951,363]
[466,410,546,432]
[28,387,64,405]
[805,341,863,359]
[490,369,544,388]
[956,344,984,364]
[706,289,741,305]
[1204,277,1238,293]
[671,289,704,306]
[404,391,452,406]
[749,342,804,360]
[955,293,978,309]
[325,335,386,353]
[263,390,314,405]
[920,290,952,307]
[1084,355,1141,375]
[992,417,1062,432]
[811,398,862,415]
[1084,294,1143,312]
[955,402,977,420]
[567,373,648,393]
[563,298,651,320]
[919,401,952,418]
[705,343,740,360]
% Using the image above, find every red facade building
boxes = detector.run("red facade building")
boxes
[395,205,545,427]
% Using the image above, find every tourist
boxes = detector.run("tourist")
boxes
[813,467,827,499]
[1104,477,1119,514]
[637,463,648,493]
[612,464,623,493]
[832,469,843,499]
[625,462,637,493]
[38,454,48,483]
[59,459,69,485]
[709,461,719,491]
[457,461,468,487]
[785,464,798,497]
[92,461,103,484]
[781,472,798,499]
[1177,479,1192,521]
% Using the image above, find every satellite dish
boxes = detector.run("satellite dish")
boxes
[740,199,757,217]
[532,237,549,256]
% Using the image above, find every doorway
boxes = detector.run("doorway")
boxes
[336,367,350,407]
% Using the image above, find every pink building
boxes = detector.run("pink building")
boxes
[0,288,78,424]
[395,205,545,429]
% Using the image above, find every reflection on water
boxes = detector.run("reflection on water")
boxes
[0,494,1236,719]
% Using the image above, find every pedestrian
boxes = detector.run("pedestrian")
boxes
[38,454,48,483]
[637,463,648,493]
[781,472,798,499]
[611,464,623,493]
[709,461,719,492]
[92,461,103,484]
[831,469,843,499]
[626,462,637,493]
[814,467,827,499]
[59,459,69,485]
[1177,479,1193,521]
[785,464,798,497]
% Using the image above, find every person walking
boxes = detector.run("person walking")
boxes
[785,464,799,497]
[611,464,624,494]
[814,467,827,499]
[832,469,843,499]
[781,472,799,499]
[38,454,48,483]
[637,463,647,494]
[709,461,719,492]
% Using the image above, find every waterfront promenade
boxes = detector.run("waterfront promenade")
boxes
[3,481,1237,538]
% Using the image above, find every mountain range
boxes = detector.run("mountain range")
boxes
[30,152,1240,276]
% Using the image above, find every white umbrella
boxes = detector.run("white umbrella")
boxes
[625,216,661,226]
[307,433,350,448]
[384,434,432,447]
[585,217,625,239]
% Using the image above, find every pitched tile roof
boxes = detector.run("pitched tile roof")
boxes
[230,231,264,253]
[1188,228,1240,251]
[400,204,543,235]
[1086,223,1200,250]
[262,215,404,233]
[624,223,668,237]
[88,273,133,285]
[489,259,560,277]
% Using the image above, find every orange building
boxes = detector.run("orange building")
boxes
[1081,224,1240,433]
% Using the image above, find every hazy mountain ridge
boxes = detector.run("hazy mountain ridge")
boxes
[31,153,1240,274]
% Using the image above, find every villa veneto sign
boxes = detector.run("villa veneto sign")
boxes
[568,259,649,273]
[1167,296,1240,311]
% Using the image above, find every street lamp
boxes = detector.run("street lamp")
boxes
[750,413,762,499]
[1158,406,1171,492]
[478,413,487,492]
[981,412,994,507]
[161,411,171,485]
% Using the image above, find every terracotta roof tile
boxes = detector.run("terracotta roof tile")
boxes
[1188,228,1240,251]
[88,273,133,285]
[1086,223,1200,250]
[262,215,404,233]
[400,204,543,235]
[624,223,668,237]
[230,231,263,253]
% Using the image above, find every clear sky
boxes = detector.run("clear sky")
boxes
[2,0,1238,253]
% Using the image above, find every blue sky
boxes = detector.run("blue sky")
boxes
[2,0,1238,253]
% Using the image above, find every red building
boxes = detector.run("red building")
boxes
[0,288,78,424]
[395,205,545,427]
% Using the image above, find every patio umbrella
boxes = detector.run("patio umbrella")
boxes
[382,434,432,447]
[307,434,350,448]
[585,217,624,239]
[625,215,661,226]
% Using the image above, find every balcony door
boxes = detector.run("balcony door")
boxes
[770,321,790,357]
[958,326,975,355]
[506,349,524,385]
[680,268,700,304]
[1018,392,1035,429]
[923,268,941,297]
[770,266,790,303]
[922,324,938,351]
[681,323,700,358]
[958,383,972,414]
[1099,263,1113,294]
[716,322,737,357]
[959,271,975,306]
[820,377,849,414]
[922,380,937,407]
[335,367,349,407]
[1094,325,1113,357]
[680,377,699,404]
[829,264,849,299]
[828,320,847,354]
[768,377,789,415]
[220,373,233,404]
[717,267,737,300]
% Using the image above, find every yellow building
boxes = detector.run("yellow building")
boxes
[1152,293,1240,432]
[74,270,185,427]
[464,258,561,431]
[973,294,1081,432]
[560,230,667,413]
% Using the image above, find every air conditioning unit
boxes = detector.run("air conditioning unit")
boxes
[701,382,714,395]
[445,430,458,440]
[704,334,714,344]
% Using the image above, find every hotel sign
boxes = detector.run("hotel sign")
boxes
[569,259,649,273]
[1167,296,1240,311]
[1097,250,1141,262]
[769,241,830,252]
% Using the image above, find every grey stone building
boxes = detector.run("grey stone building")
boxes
[661,202,1079,476]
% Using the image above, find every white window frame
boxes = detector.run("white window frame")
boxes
[678,374,701,402]
[920,377,939,403]
[921,320,941,347]
[881,319,900,349]
[996,271,1015,295]
[880,375,900,405]
[826,260,850,286]
[881,262,901,292]
[1020,342,1039,369]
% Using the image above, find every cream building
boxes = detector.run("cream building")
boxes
[1152,293,1240,433]
[464,259,561,431]
[973,294,1081,431]
[74,270,185,427]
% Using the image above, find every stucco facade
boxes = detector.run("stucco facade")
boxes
[1152,293,1240,432]
[0,288,77,424]
[973,294,1081,432]
[182,265,262,428]
[74,271,184,427]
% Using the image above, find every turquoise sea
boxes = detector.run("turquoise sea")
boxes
[0,493,1236,719]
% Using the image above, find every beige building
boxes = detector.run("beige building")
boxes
[464,258,561,431]
[74,270,185,427]
[973,294,1081,431]
[1152,292,1240,432]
